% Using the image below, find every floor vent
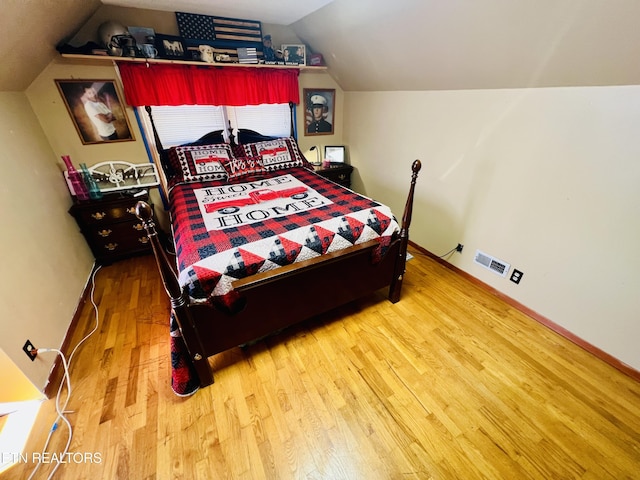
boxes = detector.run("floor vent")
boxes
[474,250,510,277]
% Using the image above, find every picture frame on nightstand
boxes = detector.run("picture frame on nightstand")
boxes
[325,145,346,163]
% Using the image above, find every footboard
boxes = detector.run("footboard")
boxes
[193,238,402,355]
[136,160,421,388]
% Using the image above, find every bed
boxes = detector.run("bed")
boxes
[136,110,421,395]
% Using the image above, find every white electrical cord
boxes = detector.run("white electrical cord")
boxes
[27,265,102,480]
[27,349,71,480]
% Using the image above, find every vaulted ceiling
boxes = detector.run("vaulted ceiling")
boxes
[294,0,640,91]
[101,0,335,26]
[2,0,640,92]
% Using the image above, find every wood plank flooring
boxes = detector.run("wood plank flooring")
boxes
[8,249,640,479]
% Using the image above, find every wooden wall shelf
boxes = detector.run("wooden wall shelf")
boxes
[60,54,327,71]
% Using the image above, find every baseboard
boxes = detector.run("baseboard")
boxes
[408,241,640,383]
[43,263,97,399]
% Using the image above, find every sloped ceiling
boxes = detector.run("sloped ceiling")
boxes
[0,0,101,91]
[2,0,640,92]
[292,0,640,91]
[101,0,335,27]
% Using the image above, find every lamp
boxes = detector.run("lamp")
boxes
[309,146,321,166]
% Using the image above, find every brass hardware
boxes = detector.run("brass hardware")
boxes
[91,212,106,220]
[338,174,346,180]
[194,353,202,361]
[105,243,118,251]
[98,229,112,237]
[138,237,149,244]
[126,207,136,215]
[133,223,144,231]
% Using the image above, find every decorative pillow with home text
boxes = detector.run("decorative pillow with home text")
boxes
[238,137,306,172]
[171,144,233,183]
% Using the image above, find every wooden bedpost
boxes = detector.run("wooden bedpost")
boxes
[135,201,214,387]
[145,106,164,152]
[289,102,296,137]
[389,159,422,303]
[227,119,235,146]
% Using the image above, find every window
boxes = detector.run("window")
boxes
[143,105,226,147]
[228,104,292,138]
[137,103,292,149]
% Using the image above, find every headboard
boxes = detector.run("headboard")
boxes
[144,103,296,183]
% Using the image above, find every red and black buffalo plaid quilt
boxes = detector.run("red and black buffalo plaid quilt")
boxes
[169,167,399,307]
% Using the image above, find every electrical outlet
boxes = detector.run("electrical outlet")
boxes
[510,269,523,284]
[456,243,464,253]
[23,340,37,361]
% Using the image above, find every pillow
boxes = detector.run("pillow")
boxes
[238,137,306,172]
[222,156,266,181]
[171,144,234,182]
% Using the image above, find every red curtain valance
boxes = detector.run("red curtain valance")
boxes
[117,62,300,107]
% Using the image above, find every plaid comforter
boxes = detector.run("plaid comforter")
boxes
[169,167,399,306]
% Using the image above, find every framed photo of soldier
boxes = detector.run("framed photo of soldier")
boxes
[304,88,335,136]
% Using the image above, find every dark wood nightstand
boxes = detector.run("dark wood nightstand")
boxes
[69,193,153,265]
[314,163,354,188]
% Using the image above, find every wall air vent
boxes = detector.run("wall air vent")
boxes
[474,250,511,277]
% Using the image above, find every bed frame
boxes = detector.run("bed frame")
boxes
[135,107,421,388]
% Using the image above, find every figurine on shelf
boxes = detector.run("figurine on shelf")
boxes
[199,44,215,63]
[262,35,284,63]
[262,34,276,61]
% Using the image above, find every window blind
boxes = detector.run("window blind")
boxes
[148,105,226,147]
[229,104,291,138]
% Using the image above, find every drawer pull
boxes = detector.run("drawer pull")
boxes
[98,229,112,237]
[338,174,346,180]
[127,207,137,215]
[138,237,149,244]
[91,212,106,220]
[132,223,144,231]
[105,243,118,251]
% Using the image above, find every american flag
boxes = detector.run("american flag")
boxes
[176,12,217,41]
[176,12,263,45]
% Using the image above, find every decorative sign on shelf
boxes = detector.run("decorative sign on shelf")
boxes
[175,12,263,63]
[65,161,160,193]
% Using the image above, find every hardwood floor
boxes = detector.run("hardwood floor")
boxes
[9,249,640,479]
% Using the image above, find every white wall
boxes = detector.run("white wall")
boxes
[0,92,94,391]
[345,86,640,371]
